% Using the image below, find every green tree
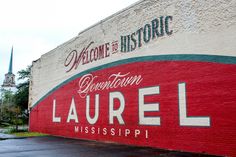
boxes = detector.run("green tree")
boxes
[1,89,14,122]
[0,89,19,127]
[1,89,15,106]
[0,65,31,128]
[14,65,31,111]
[1,104,22,130]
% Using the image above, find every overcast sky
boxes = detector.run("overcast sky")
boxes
[0,0,139,85]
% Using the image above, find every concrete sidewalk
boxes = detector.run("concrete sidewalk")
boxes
[0,136,219,157]
[0,133,16,139]
[0,125,29,140]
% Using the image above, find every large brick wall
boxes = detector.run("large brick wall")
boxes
[29,0,236,156]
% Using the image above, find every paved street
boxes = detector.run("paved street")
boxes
[0,136,219,157]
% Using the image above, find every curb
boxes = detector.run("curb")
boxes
[0,135,50,140]
[0,136,26,140]
[0,132,50,140]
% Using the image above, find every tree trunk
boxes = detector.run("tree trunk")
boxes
[15,124,18,131]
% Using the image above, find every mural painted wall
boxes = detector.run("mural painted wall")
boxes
[29,0,236,156]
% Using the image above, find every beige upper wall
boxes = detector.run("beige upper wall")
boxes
[29,0,236,108]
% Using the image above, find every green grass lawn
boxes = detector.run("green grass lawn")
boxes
[12,132,48,137]
[1,125,48,137]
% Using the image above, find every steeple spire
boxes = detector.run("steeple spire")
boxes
[2,46,16,89]
[8,46,13,74]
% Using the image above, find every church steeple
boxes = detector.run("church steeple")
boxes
[8,46,13,74]
[2,46,16,89]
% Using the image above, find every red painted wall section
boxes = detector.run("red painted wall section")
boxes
[29,61,236,156]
